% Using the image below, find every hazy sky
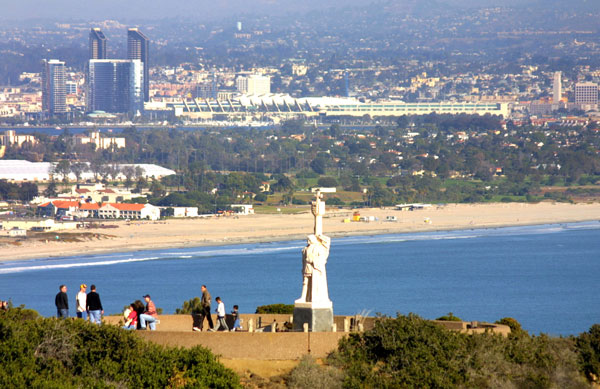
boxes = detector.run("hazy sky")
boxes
[1,0,534,21]
[2,0,367,21]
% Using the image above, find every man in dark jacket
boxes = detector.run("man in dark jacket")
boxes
[55,284,69,318]
[194,285,213,331]
[86,285,104,325]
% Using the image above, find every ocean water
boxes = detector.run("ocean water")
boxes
[1,222,599,335]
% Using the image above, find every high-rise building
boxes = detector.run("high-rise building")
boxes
[127,28,149,102]
[236,74,270,95]
[574,82,598,105]
[42,59,66,115]
[552,72,561,104]
[87,59,144,115]
[89,28,107,60]
[66,81,78,95]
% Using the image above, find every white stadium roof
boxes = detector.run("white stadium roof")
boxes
[0,160,175,182]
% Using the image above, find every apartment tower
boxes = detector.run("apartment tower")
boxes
[89,28,107,60]
[42,59,66,115]
[127,28,149,102]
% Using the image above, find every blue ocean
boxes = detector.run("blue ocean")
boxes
[1,222,598,335]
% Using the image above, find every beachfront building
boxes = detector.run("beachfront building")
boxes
[37,200,100,219]
[98,203,160,220]
[231,204,254,215]
[0,218,78,232]
[158,206,199,218]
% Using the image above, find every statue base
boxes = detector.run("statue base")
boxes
[293,302,334,332]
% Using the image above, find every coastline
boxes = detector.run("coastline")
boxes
[4,201,600,262]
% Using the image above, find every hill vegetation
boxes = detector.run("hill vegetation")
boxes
[0,307,240,388]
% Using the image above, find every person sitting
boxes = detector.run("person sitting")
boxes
[122,303,138,330]
[139,294,158,330]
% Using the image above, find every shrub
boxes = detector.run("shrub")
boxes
[175,297,203,314]
[325,196,344,206]
[329,314,469,387]
[436,312,462,321]
[576,324,600,383]
[0,308,240,388]
[287,355,344,389]
[495,317,525,335]
[317,176,338,187]
[254,193,267,202]
[255,304,294,314]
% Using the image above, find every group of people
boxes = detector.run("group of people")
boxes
[52,283,241,332]
[192,285,242,332]
[55,284,104,323]
[122,294,159,330]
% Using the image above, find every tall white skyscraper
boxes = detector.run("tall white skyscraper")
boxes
[236,74,270,95]
[552,72,561,104]
[42,59,66,115]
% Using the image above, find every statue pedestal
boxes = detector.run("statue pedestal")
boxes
[293,301,333,332]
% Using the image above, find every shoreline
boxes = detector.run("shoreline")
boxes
[4,202,600,262]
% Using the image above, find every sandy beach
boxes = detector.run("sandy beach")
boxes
[2,202,599,262]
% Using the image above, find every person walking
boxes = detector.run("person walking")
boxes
[139,294,158,330]
[86,285,104,325]
[55,284,69,318]
[198,285,214,331]
[75,284,87,319]
[230,305,242,331]
[210,297,229,332]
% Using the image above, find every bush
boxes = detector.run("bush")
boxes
[329,313,590,388]
[0,307,240,388]
[576,324,600,383]
[329,314,469,387]
[325,197,344,206]
[317,176,338,187]
[495,317,525,335]
[175,297,203,314]
[255,304,294,314]
[292,197,308,205]
[287,355,344,389]
[254,193,267,202]
[436,312,462,321]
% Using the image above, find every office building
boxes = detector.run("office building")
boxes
[552,72,561,104]
[66,81,78,95]
[575,82,598,106]
[42,59,66,115]
[89,28,107,60]
[236,74,270,95]
[87,59,143,115]
[127,28,149,102]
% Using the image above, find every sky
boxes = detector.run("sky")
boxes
[1,0,538,22]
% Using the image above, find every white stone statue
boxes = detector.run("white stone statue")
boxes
[295,188,334,308]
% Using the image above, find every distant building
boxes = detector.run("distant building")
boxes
[89,28,107,60]
[552,72,561,104]
[98,203,160,220]
[236,74,270,95]
[575,82,598,107]
[127,28,150,102]
[75,131,126,150]
[66,81,78,95]
[87,59,144,115]
[0,130,38,147]
[42,59,66,115]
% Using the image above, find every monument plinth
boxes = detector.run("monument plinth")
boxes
[293,188,335,332]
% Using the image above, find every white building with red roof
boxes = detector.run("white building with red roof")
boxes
[98,203,160,220]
